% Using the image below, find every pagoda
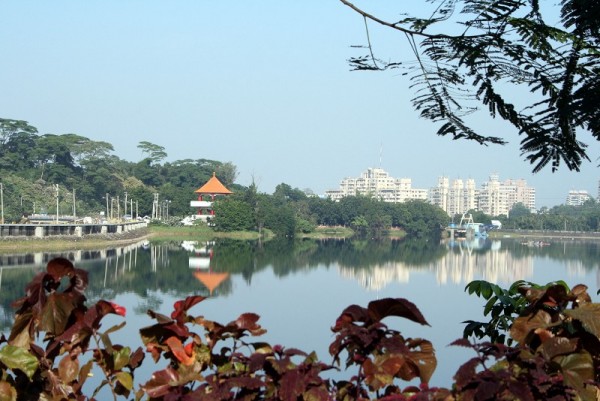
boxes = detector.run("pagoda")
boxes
[190,172,232,222]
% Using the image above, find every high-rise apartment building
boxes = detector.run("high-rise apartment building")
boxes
[327,169,535,217]
[325,168,428,202]
[566,190,590,206]
[429,177,477,216]
[478,174,535,216]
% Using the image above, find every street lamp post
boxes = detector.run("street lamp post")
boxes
[0,182,4,224]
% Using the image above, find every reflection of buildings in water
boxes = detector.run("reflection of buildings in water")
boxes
[338,240,535,291]
[437,241,533,285]
[181,241,229,296]
[0,240,151,291]
[338,261,411,291]
[563,260,600,288]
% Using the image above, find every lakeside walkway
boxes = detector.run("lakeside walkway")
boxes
[0,221,148,239]
[490,229,600,240]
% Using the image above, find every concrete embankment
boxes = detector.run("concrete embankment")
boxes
[490,229,600,240]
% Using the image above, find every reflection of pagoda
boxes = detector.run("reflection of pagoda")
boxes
[183,241,229,296]
[189,173,232,223]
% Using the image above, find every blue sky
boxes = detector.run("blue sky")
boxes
[1,1,598,208]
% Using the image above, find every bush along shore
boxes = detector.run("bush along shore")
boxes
[1,258,600,400]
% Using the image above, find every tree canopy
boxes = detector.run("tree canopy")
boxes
[341,0,600,173]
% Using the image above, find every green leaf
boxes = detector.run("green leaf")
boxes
[483,296,497,316]
[564,303,600,339]
[104,321,126,336]
[0,345,39,380]
[115,371,133,391]
[113,346,131,371]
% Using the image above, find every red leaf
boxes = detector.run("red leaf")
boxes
[368,298,430,326]
[164,336,195,366]
[46,257,75,281]
[108,302,126,317]
[142,367,180,398]
[171,295,206,323]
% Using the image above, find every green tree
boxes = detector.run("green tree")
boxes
[137,141,167,165]
[0,118,37,147]
[213,198,256,232]
[509,202,532,219]
[215,161,238,188]
[342,0,600,172]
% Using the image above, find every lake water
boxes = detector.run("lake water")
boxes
[2,236,600,388]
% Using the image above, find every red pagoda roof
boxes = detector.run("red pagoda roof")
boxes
[194,173,233,195]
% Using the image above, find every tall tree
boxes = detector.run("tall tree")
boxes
[341,0,600,172]
[0,118,38,147]
[137,141,167,165]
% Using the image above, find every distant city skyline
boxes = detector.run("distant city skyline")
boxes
[326,167,537,216]
[1,1,598,209]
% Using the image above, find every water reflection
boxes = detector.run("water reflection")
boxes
[3,238,600,302]
[2,237,600,386]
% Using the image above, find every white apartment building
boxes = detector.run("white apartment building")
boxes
[429,174,534,217]
[429,177,477,216]
[478,174,535,216]
[325,168,428,202]
[566,190,591,206]
[327,169,535,217]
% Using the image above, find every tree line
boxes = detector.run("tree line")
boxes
[0,118,238,221]
[0,118,451,238]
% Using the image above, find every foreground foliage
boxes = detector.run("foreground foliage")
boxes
[342,0,600,173]
[2,258,600,400]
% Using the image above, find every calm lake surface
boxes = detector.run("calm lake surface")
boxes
[2,236,600,387]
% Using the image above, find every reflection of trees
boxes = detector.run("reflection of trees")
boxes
[3,238,600,329]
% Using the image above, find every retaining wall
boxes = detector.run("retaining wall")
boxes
[0,221,147,239]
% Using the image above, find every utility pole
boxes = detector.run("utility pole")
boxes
[124,191,128,216]
[0,183,4,224]
[106,193,109,219]
[72,188,76,218]
[55,184,59,223]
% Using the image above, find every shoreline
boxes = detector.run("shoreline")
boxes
[489,229,600,240]
[0,228,152,253]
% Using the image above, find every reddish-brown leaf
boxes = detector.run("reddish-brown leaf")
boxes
[171,295,206,323]
[58,354,79,384]
[368,298,429,326]
[474,381,500,401]
[46,257,75,281]
[8,311,34,347]
[41,293,77,336]
[129,346,145,369]
[571,284,591,305]
[453,357,480,389]
[164,336,195,366]
[141,367,180,398]
[332,305,370,330]
[564,303,600,340]
[507,381,535,401]
[234,313,266,335]
[363,354,404,390]
[510,310,552,344]
[403,339,437,383]
[539,336,578,360]
[0,381,17,401]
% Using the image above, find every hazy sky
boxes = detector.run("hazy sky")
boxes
[2,1,598,208]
